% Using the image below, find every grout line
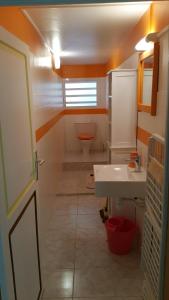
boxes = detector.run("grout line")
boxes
[42,296,142,299]
[56,192,95,196]
[40,180,143,299]
[72,196,79,299]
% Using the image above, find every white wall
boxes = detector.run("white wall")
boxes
[96,77,107,107]
[64,77,108,153]
[64,114,108,152]
[30,50,64,249]
[113,30,169,240]
[118,52,139,69]
[31,54,64,128]
[137,30,169,166]
[113,52,145,238]
[118,32,169,167]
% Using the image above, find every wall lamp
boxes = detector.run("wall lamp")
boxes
[135,32,158,52]
[53,53,61,69]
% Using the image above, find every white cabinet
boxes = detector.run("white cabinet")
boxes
[108,70,137,163]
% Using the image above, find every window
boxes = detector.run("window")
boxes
[64,80,97,107]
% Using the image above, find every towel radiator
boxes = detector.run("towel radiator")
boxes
[142,134,165,300]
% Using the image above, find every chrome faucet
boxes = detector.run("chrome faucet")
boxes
[126,154,142,172]
[134,155,142,172]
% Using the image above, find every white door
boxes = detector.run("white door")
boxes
[0,27,41,300]
[111,70,137,149]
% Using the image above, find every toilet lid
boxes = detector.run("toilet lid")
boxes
[78,134,95,140]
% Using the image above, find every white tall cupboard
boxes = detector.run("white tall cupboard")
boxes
[107,69,137,163]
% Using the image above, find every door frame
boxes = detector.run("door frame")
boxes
[0,1,169,300]
[0,236,8,300]
[0,0,150,5]
[8,192,42,300]
[0,26,40,300]
[159,59,169,300]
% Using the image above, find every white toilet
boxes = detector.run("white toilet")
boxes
[75,122,96,156]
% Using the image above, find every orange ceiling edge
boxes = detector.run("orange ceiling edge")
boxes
[1,3,169,77]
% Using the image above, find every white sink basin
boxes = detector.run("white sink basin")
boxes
[94,164,146,198]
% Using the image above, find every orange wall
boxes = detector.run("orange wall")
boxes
[58,2,169,77]
[0,7,43,54]
[151,1,169,33]
[106,2,169,72]
[137,127,151,146]
[106,6,151,71]
[61,64,107,78]
[0,7,62,76]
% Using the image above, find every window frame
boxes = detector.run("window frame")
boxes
[64,78,98,108]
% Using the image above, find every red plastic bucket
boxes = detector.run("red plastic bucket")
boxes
[105,217,138,255]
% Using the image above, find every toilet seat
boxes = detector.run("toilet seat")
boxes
[78,134,94,140]
[74,122,96,156]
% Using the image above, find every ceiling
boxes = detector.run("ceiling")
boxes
[25,2,151,65]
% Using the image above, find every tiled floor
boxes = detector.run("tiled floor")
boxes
[41,193,143,300]
[56,151,108,195]
[64,151,108,163]
[56,170,95,195]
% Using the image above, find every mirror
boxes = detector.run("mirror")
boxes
[142,55,153,106]
[137,42,160,116]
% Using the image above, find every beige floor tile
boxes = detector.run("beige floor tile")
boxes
[75,239,140,269]
[74,268,117,297]
[42,239,75,271]
[76,226,106,241]
[73,298,142,300]
[113,278,143,297]
[41,171,143,299]
[78,195,106,215]
[49,214,77,229]
[46,227,76,241]
[56,170,95,195]
[73,297,142,300]
[55,195,78,202]
[76,214,107,241]
[77,214,105,229]
[53,195,78,207]
[42,298,72,300]
[64,150,107,163]
[75,238,109,269]
[47,215,77,240]
[73,268,142,297]
[109,251,141,269]
[52,205,78,216]
[43,270,74,298]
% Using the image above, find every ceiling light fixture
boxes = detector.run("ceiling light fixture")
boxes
[53,53,60,69]
[135,36,154,52]
[35,56,52,68]
[145,32,158,43]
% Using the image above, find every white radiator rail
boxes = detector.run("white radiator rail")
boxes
[142,134,165,300]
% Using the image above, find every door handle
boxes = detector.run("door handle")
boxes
[34,152,46,180]
[37,159,46,166]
